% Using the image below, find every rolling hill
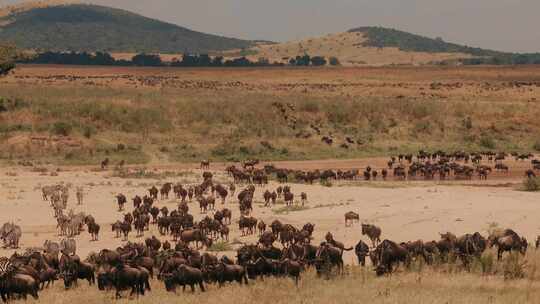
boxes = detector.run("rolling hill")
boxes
[241,26,539,66]
[0,3,254,53]
[348,26,503,57]
[241,31,476,66]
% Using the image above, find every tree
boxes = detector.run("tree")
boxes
[310,56,327,66]
[0,44,17,76]
[131,53,163,66]
[329,57,341,66]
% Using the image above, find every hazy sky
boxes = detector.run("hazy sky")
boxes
[2,0,540,53]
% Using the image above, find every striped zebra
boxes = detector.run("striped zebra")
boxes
[0,222,22,249]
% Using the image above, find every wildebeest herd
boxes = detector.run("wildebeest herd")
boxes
[0,149,539,301]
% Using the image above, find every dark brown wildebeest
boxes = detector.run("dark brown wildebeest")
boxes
[200,160,210,170]
[160,183,172,200]
[258,231,276,248]
[374,239,409,276]
[101,158,109,170]
[344,211,360,227]
[220,225,230,241]
[148,186,158,200]
[271,220,283,237]
[239,216,257,236]
[488,229,527,260]
[208,262,249,287]
[355,240,370,266]
[382,169,388,180]
[270,191,277,205]
[119,221,131,241]
[315,243,344,276]
[115,194,127,211]
[276,170,288,183]
[87,221,100,241]
[180,229,212,249]
[283,192,294,206]
[257,221,266,236]
[202,171,213,182]
[197,197,213,214]
[111,263,150,298]
[324,232,353,253]
[300,192,307,206]
[278,259,302,286]
[214,184,228,204]
[276,186,283,198]
[132,196,142,209]
[164,264,205,293]
[361,224,382,247]
[263,190,272,207]
[454,232,487,265]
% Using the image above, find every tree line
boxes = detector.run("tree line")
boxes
[21,51,342,67]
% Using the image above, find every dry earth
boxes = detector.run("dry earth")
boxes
[0,158,538,264]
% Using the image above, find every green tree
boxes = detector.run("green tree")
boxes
[310,56,327,66]
[329,57,341,66]
[0,44,17,76]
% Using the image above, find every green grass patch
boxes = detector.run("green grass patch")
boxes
[207,241,233,252]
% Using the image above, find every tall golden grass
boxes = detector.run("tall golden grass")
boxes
[12,249,540,304]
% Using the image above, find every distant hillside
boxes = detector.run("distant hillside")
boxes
[242,31,475,66]
[348,26,502,57]
[347,26,540,65]
[0,4,254,53]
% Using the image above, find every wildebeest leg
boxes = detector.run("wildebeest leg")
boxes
[190,284,195,293]
[199,282,205,292]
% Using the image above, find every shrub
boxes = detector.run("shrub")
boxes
[533,140,540,152]
[320,180,333,187]
[82,125,96,138]
[462,116,473,130]
[329,57,341,66]
[412,121,432,135]
[207,241,232,252]
[523,177,540,192]
[479,135,496,149]
[50,121,72,136]
[503,252,527,280]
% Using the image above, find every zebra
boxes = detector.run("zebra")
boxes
[0,222,22,249]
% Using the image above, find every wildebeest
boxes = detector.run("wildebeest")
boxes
[354,240,370,266]
[361,224,382,247]
[164,264,205,293]
[115,194,127,211]
[373,240,409,276]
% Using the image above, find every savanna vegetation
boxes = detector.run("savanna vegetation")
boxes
[6,251,540,304]
[0,77,539,165]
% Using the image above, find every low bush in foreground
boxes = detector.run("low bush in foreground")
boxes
[523,177,540,192]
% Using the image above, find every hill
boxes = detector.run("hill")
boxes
[242,26,540,66]
[0,3,254,53]
[348,26,502,57]
[241,31,475,66]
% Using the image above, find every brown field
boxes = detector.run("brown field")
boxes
[1,64,540,302]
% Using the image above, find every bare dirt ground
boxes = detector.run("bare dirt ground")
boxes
[0,157,538,264]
